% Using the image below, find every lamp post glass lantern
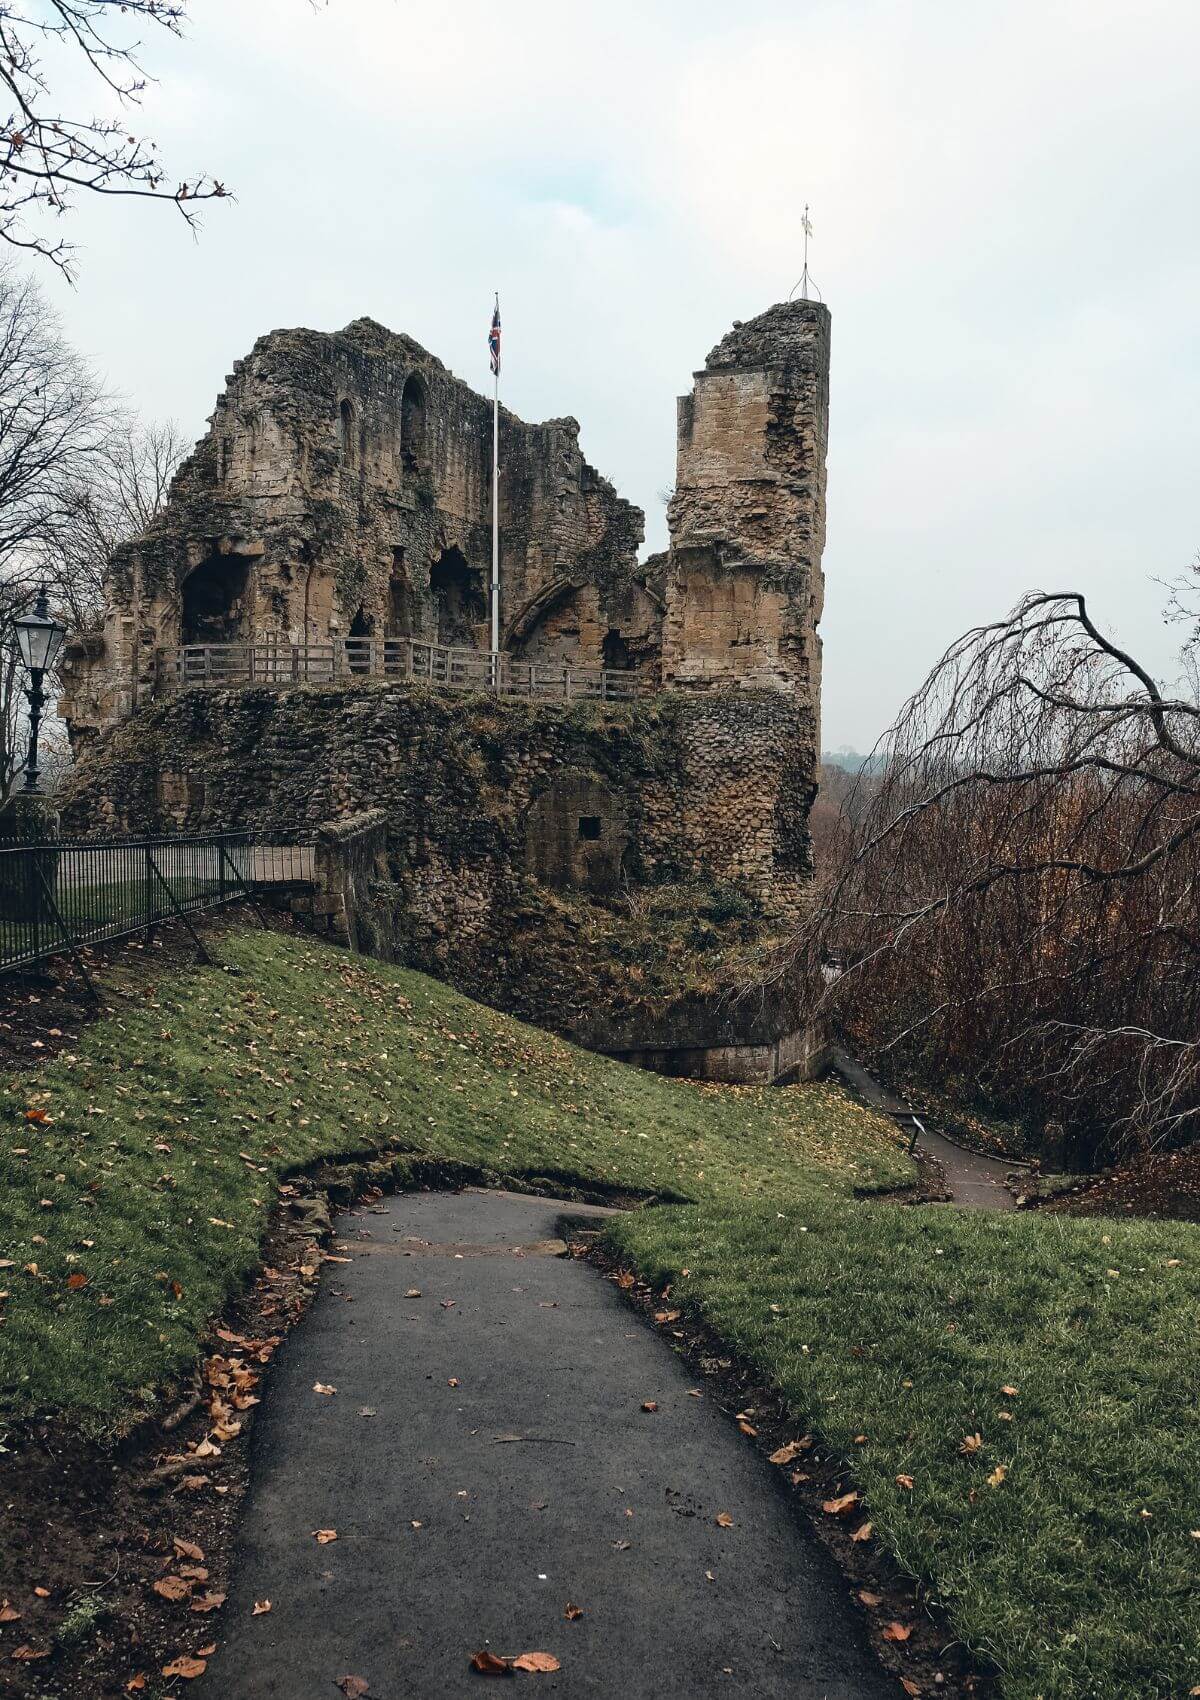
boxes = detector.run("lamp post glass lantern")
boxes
[14,586,66,795]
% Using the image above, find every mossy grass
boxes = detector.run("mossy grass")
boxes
[2,927,1197,1699]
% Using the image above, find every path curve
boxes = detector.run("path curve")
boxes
[202,1189,894,1698]
[831,1049,1018,1211]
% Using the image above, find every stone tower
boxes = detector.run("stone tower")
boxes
[662,298,829,726]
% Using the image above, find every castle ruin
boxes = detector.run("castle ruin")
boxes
[60,298,831,1078]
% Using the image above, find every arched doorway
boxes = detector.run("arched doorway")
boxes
[348,605,372,672]
[430,548,485,649]
[181,553,250,645]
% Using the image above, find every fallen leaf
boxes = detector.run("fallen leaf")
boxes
[987,1464,1008,1488]
[252,1599,272,1615]
[470,1648,511,1674]
[1000,1385,1019,1398]
[769,1438,811,1465]
[448,1378,460,1388]
[564,1603,583,1620]
[12,1645,49,1662]
[715,1511,733,1528]
[32,1587,49,1599]
[313,1529,338,1544]
[153,1575,192,1602]
[959,1433,984,1455]
[174,1538,205,1563]
[850,1521,874,1543]
[737,1419,757,1437]
[0,1602,20,1623]
[895,1474,915,1490]
[313,1383,337,1396]
[512,1652,561,1673]
[641,1401,658,1414]
[902,1681,922,1696]
[126,1678,147,1693]
[823,1491,859,1516]
[858,1590,883,1607]
[336,1679,371,1698]
[882,1621,913,1643]
[190,1592,225,1613]
[405,1288,422,1299]
[197,1644,217,1657]
[66,1272,89,1290]
[161,1655,207,1679]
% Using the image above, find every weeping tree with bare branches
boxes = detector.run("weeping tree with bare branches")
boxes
[798,591,1200,1167]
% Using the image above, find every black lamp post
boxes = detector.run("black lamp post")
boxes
[14,587,67,796]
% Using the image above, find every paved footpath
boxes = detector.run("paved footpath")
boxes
[205,1189,894,1699]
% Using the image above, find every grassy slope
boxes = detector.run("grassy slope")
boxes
[2,929,1197,1700]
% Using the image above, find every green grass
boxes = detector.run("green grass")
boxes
[2,927,1198,1700]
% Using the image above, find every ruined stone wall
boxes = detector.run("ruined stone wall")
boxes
[60,317,652,739]
[58,680,814,1040]
[662,299,829,716]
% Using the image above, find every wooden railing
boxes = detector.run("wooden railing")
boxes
[173,639,645,701]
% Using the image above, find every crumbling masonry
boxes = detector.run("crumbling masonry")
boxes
[60,299,831,1078]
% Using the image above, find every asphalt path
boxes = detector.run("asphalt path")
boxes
[203,1189,893,1698]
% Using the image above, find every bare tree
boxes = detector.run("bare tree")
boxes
[797,591,1200,1165]
[37,414,187,624]
[0,1,230,275]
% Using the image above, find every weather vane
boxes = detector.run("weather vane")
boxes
[788,205,821,302]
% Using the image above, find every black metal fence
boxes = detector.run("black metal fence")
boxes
[0,831,316,978]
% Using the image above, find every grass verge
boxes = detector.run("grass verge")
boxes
[2,928,1197,1700]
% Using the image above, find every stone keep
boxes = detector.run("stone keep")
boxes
[59,299,831,1069]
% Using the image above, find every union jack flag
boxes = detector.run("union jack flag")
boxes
[488,297,501,376]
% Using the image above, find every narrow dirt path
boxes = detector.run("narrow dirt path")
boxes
[202,1189,893,1698]
[831,1049,1018,1210]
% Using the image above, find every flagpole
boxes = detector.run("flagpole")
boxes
[490,292,500,677]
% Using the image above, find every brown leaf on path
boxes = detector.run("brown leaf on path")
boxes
[0,1601,20,1622]
[563,1603,583,1620]
[197,1644,217,1657]
[153,1575,192,1602]
[336,1679,371,1697]
[314,1529,338,1543]
[822,1491,859,1515]
[857,1589,883,1607]
[902,1681,922,1696]
[162,1654,207,1679]
[715,1511,733,1528]
[512,1651,561,1672]
[768,1437,811,1465]
[882,1621,912,1643]
[32,1587,49,1599]
[179,1474,211,1492]
[12,1646,49,1662]
[252,1599,272,1615]
[313,1382,337,1396]
[126,1678,147,1693]
[405,1288,422,1298]
[173,1538,205,1562]
[190,1592,226,1613]
[850,1521,874,1543]
[470,1648,512,1674]
[737,1419,757,1437]
[641,1401,658,1413]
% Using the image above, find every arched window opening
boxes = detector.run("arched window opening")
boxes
[337,398,357,469]
[430,547,485,649]
[400,374,427,469]
[182,552,250,645]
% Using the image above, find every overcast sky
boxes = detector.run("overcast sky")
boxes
[38,0,1200,750]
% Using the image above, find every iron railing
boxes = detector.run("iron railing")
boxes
[174,638,645,701]
[0,830,316,979]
